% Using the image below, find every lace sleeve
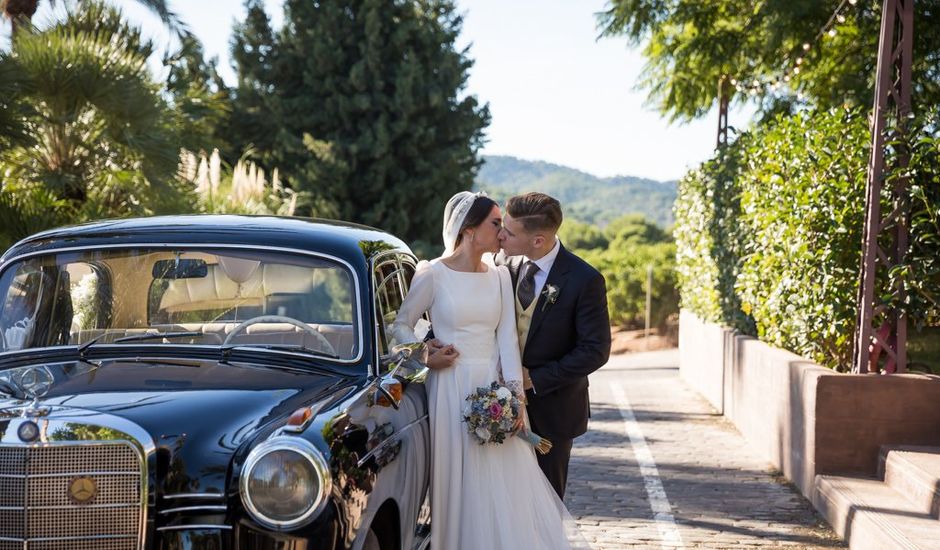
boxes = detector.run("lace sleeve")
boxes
[389,261,434,346]
[505,380,525,402]
[495,265,524,399]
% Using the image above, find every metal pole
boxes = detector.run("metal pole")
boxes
[716,76,730,149]
[645,264,653,350]
[853,0,913,374]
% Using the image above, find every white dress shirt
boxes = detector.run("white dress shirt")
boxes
[523,237,560,299]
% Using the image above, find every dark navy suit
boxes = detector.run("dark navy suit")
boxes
[499,244,611,499]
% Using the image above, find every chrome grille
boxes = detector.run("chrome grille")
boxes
[0,443,143,549]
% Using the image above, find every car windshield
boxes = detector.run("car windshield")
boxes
[0,247,359,361]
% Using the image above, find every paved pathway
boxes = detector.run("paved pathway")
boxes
[567,350,844,549]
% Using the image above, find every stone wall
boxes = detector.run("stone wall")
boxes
[679,310,940,499]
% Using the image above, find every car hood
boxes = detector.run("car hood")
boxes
[0,358,359,495]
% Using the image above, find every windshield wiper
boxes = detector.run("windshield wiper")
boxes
[221,343,340,361]
[74,333,108,368]
[219,344,344,376]
[113,332,202,343]
[77,333,107,356]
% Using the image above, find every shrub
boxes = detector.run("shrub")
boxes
[674,139,754,334]
[676,106,940,370]
[581,241,678,329]
[570,214,677,329]
[735,109,869,368]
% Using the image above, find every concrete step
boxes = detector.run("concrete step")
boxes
[814,474,940,550]
[878,445,940,520]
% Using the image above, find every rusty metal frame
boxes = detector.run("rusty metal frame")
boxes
[852,0,914,374]
[716,76,730,149]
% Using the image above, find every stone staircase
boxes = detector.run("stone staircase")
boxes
[814,446,940,549]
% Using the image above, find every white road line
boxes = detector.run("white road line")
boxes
[612,382,684,549]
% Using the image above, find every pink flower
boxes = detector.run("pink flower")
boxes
[489,402,503,419]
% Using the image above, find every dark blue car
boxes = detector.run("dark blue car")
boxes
[0,215,431,550]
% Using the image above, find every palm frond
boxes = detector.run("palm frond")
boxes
[0,54,31,149]
[0,181,74,250]
[11,18,180,192]
[53,1,155,59]
[44,0,192,39]
[122,0,191,39]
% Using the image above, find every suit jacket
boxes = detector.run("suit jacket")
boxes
[498,244,611,440]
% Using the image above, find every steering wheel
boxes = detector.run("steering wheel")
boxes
[222,315,336,357]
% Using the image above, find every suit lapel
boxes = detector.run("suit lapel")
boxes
[524,245,573,354]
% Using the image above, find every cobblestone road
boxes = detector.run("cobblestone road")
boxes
[566,350,844,549]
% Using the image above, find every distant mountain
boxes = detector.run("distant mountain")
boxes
[473,155,677,228]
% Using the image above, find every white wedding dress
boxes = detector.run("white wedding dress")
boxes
[391,259,587,550]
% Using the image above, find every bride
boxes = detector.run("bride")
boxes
[390,191,587,549]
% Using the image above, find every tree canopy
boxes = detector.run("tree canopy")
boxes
[598,0,940,122]
[229,0,490,244]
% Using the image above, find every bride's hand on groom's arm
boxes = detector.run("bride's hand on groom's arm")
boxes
[426,344,459,370]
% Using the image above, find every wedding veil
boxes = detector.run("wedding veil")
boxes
[442,190,487,256]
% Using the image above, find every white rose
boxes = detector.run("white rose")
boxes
[495,387,512,400]
[475,427,491,442]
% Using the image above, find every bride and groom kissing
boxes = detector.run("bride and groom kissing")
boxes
[390,191,611,549]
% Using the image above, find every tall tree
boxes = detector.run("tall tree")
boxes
[597,0,940,122]
[163,34,233,155]
[230,0,490,243]
[225,0,279,163]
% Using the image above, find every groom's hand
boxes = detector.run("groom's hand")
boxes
[427,344,459,370]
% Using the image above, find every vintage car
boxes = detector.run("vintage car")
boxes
[0,215,432,550]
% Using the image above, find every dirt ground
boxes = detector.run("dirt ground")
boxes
[610,323,679,354]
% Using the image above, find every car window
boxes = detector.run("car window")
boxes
[68,263,108,332]
[400,259,415,289]
[1,269,41,350]
[0,248,359,361]
[374,259,404,355]
[398,259,430,342]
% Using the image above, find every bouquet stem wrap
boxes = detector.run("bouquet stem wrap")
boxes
[518,429,553,455]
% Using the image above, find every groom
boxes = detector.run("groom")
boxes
[497,192,611,499]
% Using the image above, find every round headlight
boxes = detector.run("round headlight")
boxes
[240,437,331,530]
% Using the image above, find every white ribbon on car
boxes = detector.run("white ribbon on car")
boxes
[3,318,32,350]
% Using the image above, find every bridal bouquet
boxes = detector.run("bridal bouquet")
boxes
[462,381,553,454]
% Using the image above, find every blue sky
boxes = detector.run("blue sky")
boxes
[2,0,750,181]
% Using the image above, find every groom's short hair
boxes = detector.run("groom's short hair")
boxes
[506,192,563,233]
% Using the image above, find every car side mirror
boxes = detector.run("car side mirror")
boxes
[374,343,428,409]
[380,342,428,376]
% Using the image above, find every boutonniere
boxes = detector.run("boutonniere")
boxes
[541,284,560,311]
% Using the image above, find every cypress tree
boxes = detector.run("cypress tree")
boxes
[231,0,490,243]
[228,0,279,161]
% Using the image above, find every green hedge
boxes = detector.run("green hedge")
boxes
[674,142,754,335]
[736,109,869,368]
[676,107,940,370]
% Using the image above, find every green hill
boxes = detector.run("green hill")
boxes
[474,155,677,228]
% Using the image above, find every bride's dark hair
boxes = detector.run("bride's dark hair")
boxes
[455,195,498,248]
